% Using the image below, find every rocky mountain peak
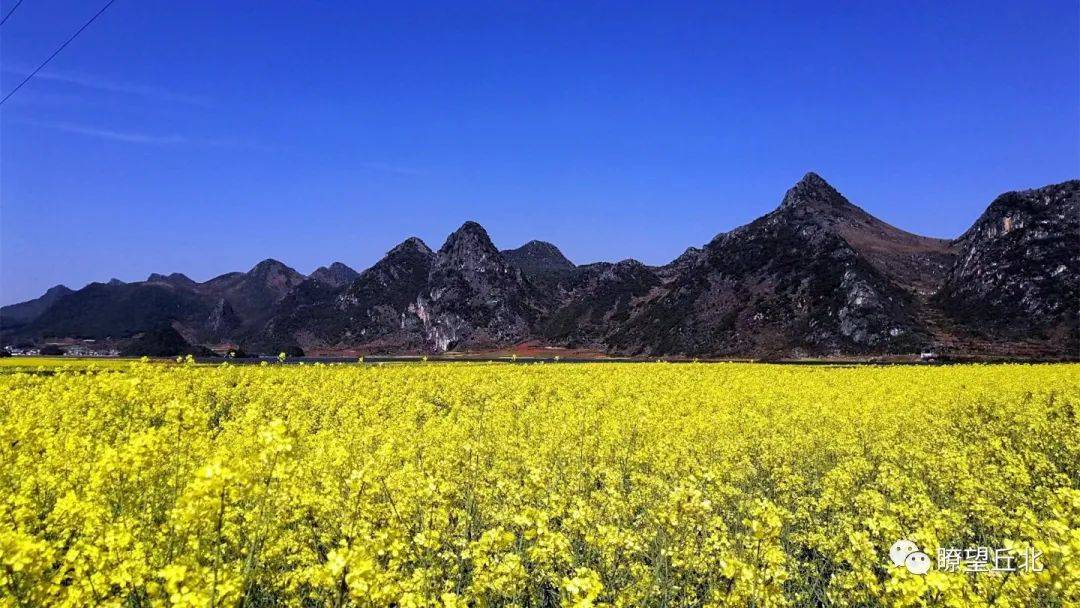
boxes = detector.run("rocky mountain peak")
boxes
[416,221,542,351]
[658,246,703,280]
[0,285,73,329]
[961,180,1079,240]
[438,221,500,261]
[798,171,831,188]
[502,240,575,273]
[939,180,1078,342]
[388,236,433,257]
[598,259,657,285]
[779,172,850,212]
[146,272,197,288]
[309,262,359,288]
[247,258,304,289]
[669,247,702,267]
[612,258,645,270]
[250,258,291,274]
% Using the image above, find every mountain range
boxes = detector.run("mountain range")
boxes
[3,173,1077,359]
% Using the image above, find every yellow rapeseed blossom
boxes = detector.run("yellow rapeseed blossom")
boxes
[0,361,1076,606]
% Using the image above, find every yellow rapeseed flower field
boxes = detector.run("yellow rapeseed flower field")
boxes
[1,360,1077,607]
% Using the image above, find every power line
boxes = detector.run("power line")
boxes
[0,0,25,27]
[0,0,118,105]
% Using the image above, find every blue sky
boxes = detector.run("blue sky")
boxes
[1,1,1077,304]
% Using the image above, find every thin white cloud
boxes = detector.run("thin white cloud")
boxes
[16,120,270,150]
[2,67,211,106]
[22,119,188,144]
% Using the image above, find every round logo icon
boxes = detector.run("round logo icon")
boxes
[889,539,919,567]
[905,551,932,575]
